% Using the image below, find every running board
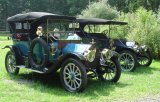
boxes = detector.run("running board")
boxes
[16,65,45,74]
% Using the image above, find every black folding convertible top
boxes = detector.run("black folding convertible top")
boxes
[7,12,76,22]
[77,18,127,25]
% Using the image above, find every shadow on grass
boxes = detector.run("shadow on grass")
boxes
[6,63,160,98]
[9,71,129,98]
[123,66,160,75]
[82,79,129,98]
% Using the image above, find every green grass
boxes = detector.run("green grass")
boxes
[0,31,11,40]
[0,36,10,41]
[0,41,160,102]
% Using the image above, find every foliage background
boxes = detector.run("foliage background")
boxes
[1,0,160,58]
[0,1,160,101]
[1,0,160,29]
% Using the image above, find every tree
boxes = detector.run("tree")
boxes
[0,0,89,30]
[108,0,160,12]
[66,0,89,15]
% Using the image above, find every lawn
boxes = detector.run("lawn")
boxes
[0,36,9,41]
[0,31,10,41]
[0,41,160,102]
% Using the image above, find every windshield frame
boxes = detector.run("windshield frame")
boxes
[44,19,81,41]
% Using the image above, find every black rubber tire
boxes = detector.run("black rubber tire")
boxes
[60,58,87,92]
[137,50,152,66]
[99,57,121,83]
[29,38,49,69]
[5,51,19,75]
[119,50,137,72]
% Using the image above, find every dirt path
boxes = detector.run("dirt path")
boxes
[134,94,160,102]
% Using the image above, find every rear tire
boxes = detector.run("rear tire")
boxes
[118,50,137,72]
[60,58,87,92]
[5,51,19,75]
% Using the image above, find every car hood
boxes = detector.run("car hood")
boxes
[62,43,92,54]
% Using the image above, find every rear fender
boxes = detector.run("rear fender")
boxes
[116,46,136,54]
[3,45,24,65]
[58,53,86,67]
[47,53,86,73]
[60,53,86,63]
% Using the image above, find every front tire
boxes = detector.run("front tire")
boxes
[60,58,87,92]
[5,51,19,75]
[118,50,137,72]
[99,58,121,83]
[137,50,152,66]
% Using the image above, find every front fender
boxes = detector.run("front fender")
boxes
[47,53,87,73]
[111,51,120,58]
[101,48,120,60]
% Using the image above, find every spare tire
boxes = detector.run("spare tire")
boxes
[29,38,49,69]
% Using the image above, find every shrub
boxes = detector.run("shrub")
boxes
[78,0,119,20]
[117,7,160,58]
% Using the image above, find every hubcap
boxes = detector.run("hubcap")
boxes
[7,54,16,73]
[63,63,82,91]
[119,53,135,71]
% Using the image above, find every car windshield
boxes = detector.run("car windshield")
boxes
[84,24,107,33]
[83,24,128,38]
[43,19,81,40]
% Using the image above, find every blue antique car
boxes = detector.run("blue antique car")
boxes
[76,18,152,72]
[4,12,121,92]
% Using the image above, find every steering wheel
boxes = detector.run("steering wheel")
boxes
[101,29,109,37]
[102,29,108,34]
[48,33,58,40]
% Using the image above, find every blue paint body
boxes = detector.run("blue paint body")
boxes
[13,41,29,56]
[14,40,91,63]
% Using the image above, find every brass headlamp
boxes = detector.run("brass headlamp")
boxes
[84,48,96,62]
[101,48,112,60]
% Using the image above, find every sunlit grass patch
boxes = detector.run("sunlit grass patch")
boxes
[0,41,160,102]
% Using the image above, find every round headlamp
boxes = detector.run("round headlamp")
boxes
[141,45,147,51]
[126,41,136,47]
[101,49,112,60]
